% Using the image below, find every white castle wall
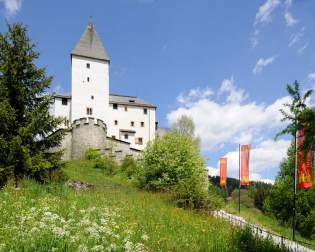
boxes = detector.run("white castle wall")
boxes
[106,104,156,150]
[71,55,109,123]
[52,97,71,127]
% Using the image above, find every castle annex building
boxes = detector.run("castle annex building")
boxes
[51,22,157,159]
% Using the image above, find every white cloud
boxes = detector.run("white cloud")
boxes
[253,56,276,74]
[168,79,294,182]
[0,0,23,16]
[219,77,248,104]
[167,79,290,152]
[284,11,298,27]
[254,0,281,26]
[284,0,298,27]
[206,139,289,183]
[298,43,308,55]
[177,87,213,107]
[308,72,315,80]
[219,139,290,181]
[288,28,305,47]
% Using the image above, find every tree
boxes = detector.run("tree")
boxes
[0,23,65,185]
[264,143,315,238]
[172,115,201,147]
[276,81,315,154]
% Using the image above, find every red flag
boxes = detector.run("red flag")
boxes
[297,129,313,189]
[220,158,227,187]
[241,144,250,186]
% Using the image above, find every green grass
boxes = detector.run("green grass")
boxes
[225,190,315,250]
[0,160,235,251]
[0,160,291,251]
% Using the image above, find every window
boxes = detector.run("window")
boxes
[62,98,67,105]
[141,122,144,127]
[124,106,128,112]
[86,107,93,115]
[129,99,135,103]
[113,103,118,109]
[86,63,90,69]
[91,95,94,100]
[112,135,116,139]
[114,120,118,125]
[130,121,134,127]
[135,137,143,145]
[124,134,128,140]
[143,108,148,115]
[87,77,90,82]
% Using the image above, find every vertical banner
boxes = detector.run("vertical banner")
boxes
[297,129,313,189]
[220,158,227,187]
[241,144,250,186]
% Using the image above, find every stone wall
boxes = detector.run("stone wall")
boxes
[71,117,107,160]
[56,117,142,162]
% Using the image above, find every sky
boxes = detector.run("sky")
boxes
[1,0,315,183]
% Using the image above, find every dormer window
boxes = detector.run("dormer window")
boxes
[86,63,90,69]
[129,99,135,103]
[62,98,67,105]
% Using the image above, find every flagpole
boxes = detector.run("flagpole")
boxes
[293,130,297,241]
[238,144,241,213]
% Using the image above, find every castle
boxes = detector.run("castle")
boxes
[51,21,157,160]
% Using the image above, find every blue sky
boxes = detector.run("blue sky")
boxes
[1,0,315,182]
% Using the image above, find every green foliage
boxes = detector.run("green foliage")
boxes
[84,148,118,176]
[0,23,65,186]
[264,143,315,238]
[94,154,119,176]
[249,182,272,212]
[84,148,101,160]
[120,155,138,178]
[137,130,218,210]
[232,226,291,252]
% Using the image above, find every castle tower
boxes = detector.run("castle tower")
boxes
[71,20,110,123]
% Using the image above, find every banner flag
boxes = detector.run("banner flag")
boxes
[297,129,313,189]
[241,144,250,186]
[220,158,227,187]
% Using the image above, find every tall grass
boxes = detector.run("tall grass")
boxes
[0,160,290,251]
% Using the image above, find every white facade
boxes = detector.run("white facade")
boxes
[71,55,109,123]
[52,22,157,151]
[106,101,156,150]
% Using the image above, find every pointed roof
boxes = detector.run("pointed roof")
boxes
[71,21,110,61]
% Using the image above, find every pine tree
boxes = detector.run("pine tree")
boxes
[0,23,65,185]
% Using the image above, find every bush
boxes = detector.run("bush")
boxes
[94,155,118,176]
[137,131,216,210]
[120,155,138,178]
[85,148,101,160]
[249,182,272,212]
[232,226,291,252]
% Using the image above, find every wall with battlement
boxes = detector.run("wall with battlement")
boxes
[71,117,107,159]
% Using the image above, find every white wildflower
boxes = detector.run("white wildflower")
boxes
[91,245,104,251]
[141,234,149,241]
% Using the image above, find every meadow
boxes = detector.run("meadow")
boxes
[0,160,289,251]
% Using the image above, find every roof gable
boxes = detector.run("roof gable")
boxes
[71,22,110,61]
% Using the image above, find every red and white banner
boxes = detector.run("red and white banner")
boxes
[241,144,250,186]
[297,129,313,189]
[220,158,227,187]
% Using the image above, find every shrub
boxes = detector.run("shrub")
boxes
[232,226,291,252]
[120,155,138,178]
[137,131,216,210]
[249,181,272,212]
[94,155,118,176]
[84,148,101,160]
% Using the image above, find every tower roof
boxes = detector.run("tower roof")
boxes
[71,21,110,61]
